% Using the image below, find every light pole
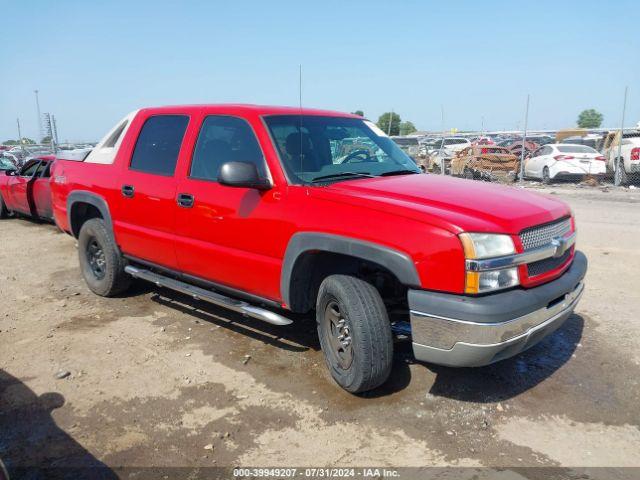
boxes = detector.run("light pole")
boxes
[16,118,25,155]
[614,86,628,186]
[518,94,530,184]
[439,105,446,175]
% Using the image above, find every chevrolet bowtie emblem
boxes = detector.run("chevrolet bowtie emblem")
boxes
[550,236,568,258]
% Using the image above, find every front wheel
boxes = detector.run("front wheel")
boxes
[542,166,552,185]
[316,275,393,393]
[0,194,9,219]
[78,218,131,297]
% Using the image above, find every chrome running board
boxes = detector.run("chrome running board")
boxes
[124,265,293,326]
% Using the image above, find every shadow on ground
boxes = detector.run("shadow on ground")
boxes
[149,287,414,397]
[150,289,320,353]
[130,282,582,401]
[0,370,116,480]
[424,314,584,402]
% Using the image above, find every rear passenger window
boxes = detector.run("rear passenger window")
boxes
[190,115,265,181]
[130,115,189,176]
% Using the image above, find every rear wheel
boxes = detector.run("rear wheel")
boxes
[542,166,552,185]
[316,275,393,393]
[464,168,475,180]
[78,218,131,296]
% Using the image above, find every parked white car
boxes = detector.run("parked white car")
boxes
[524,144,606,183]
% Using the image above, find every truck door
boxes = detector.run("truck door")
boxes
[32,160,53,219]
[114,114,190,270]
[173,114,285,301]
[5,160,40,214]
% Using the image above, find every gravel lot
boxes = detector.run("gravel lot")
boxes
[1,185,639,479]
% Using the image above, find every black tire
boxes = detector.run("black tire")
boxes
[316,275,393,393]
[78,218,131,297]
[0,194,9,219]
[464,168,475,180]
[542,167,552,185]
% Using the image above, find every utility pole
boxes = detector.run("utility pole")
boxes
[481,116,485,137]
[518,94,530,184]
[614,86,628,186]
[387,110,393,136]
[34,90,44,143]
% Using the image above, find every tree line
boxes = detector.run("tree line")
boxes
[351,110,417,136]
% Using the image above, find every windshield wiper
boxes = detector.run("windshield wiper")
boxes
[310,171,374,183]
[379,170,420,177]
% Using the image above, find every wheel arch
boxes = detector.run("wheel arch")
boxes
[67,191,113,238]
[281,232,420,313]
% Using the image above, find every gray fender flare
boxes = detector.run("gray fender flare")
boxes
[66,190,114,238]
[280,232,421,308]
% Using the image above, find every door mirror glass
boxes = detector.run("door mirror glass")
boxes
[218,161,271,190]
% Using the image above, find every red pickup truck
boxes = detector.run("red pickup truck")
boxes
[50,105,586,393]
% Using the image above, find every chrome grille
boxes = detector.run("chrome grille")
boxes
[527,249,571,277]
[519,217,571,251]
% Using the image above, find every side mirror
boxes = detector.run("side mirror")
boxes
[218,161,271,190]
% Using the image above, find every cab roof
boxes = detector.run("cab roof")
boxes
[138,104,359,118]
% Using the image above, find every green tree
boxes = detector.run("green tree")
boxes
[352,110,364,117]
[3,138,35,145]
[377,112,401,136]
[399,121,417,136]
[577,109,603,128]
[42,136,52,144]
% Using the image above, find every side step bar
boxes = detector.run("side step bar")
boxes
[124,265,293,326]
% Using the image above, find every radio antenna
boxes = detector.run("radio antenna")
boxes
[298,64,303,172]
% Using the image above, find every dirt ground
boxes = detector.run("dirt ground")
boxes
[1,185,639,479]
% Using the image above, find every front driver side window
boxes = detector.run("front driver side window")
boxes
[190,115,266,181]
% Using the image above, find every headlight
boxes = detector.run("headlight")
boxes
[459,233,519,294]
[459,233,515,259]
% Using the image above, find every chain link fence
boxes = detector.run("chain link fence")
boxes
[402,124,640,189]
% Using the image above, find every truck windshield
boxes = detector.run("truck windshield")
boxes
[264,115,420,184]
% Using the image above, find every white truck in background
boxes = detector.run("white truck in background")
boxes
[601,130,640,184]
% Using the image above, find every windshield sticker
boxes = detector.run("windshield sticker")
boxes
[364,120,388,137]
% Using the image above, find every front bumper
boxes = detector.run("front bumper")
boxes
[409,251,587,367]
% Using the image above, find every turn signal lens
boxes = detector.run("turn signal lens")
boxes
[465,268,519,294]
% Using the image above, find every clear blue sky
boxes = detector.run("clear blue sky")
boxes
[1,0,638,142]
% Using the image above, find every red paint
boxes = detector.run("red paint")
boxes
[0,155,54,219]
[50,105,574,302]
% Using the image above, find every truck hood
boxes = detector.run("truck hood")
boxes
[314,174,570,234]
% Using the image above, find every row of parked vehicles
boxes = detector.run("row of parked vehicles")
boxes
[392,129,640,185]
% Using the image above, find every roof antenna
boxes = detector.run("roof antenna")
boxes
[298,64,304,173]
